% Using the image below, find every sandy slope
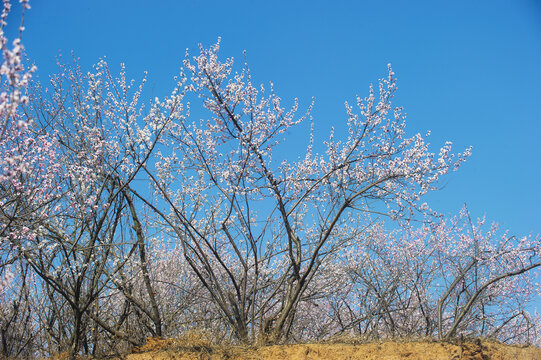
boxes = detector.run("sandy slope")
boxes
[124,337,541,360]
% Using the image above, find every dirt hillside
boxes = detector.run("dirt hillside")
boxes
[123,336,541,360]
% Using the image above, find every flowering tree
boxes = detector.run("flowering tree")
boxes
[141,40,471,344]
[0,1,64,357]
[432,208,540,341]
[0,0,36,287]
[14,56,187,357]
[319,209,541,342]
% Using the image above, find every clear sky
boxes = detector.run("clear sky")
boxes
[7,0,541,237]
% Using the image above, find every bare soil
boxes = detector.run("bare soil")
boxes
[122,335,541,360]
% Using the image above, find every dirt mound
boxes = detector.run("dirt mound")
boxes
[125,336,541,360]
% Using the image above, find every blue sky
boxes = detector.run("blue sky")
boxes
[7,0,541,236]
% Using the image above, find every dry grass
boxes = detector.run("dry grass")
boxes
[117,334,541,360]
